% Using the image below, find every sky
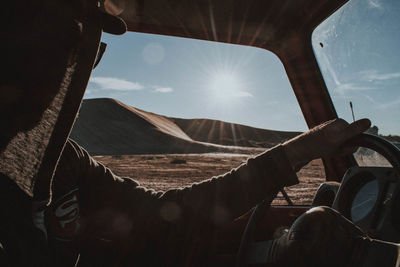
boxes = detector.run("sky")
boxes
[86,0,400,135]
[312,0,400,135]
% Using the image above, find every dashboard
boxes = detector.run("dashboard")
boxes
[332,166,400,243]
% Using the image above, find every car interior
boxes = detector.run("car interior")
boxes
[1,0,400,266]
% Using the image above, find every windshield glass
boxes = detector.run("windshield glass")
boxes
[73,33,322,205]
[87,33,307,132]
[312,0,400,138]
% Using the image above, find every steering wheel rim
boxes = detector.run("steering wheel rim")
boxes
[236,133,400,267]
[345,133,400,172]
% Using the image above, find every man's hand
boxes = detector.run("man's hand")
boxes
[283,118,371,171]
[267,206,400,267]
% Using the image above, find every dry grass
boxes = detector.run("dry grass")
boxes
[94,153,325,206]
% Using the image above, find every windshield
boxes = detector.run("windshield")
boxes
[86,33,307,132]
[73,33,323,205]
[312,0,400,138]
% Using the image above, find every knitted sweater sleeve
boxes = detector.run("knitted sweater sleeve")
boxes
[65,139,298,240]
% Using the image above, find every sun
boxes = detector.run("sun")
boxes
[209,71,241,104]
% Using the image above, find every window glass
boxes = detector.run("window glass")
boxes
[87,32,306,132]
[312,0,400,167]
[73,32,321,205]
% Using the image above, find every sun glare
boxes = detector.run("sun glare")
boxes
[209,72,242,104]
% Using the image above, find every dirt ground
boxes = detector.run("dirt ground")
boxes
[94,152,325,205]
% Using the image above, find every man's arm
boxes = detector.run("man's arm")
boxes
[71,141,298,236]
[63,118,370,241]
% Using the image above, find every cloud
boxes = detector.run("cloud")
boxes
[364,94,376,104]
[332,70,399,98]
[155,87,173,93]
[376,98,400,110]
[314,53,375,96]
[89,77,144,91]
[335,83,373,92]
[368,0,382,9]
[234,91,253,98]
[360,70,400,82]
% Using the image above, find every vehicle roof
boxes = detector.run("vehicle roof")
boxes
[121,0,347,51]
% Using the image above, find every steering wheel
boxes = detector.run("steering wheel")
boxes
[236,133,400,267]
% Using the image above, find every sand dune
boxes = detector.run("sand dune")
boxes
[118,101,192,142]
[172,118,301,148]
[70,98,300,155]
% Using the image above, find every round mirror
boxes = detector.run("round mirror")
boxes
[351,179,379,222]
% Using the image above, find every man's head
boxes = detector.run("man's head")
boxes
[0,0,126,198]
[0,0,126,132]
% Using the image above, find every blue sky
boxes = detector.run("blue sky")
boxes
[312,0,400,135]
[86,0,399,135]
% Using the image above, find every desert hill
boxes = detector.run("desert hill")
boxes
[70,98,237,155]
[172,118,301,148]
[70,98,300,155]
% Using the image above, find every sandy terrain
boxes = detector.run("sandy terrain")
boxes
[94,153,325,205]
[71,98,299,155]
[172,117,301,148]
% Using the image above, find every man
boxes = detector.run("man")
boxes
[1,1,399,266]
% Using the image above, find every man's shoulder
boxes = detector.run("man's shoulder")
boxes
[55,139,91,176]
[63,138,95,164]
[65,139,85,156]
